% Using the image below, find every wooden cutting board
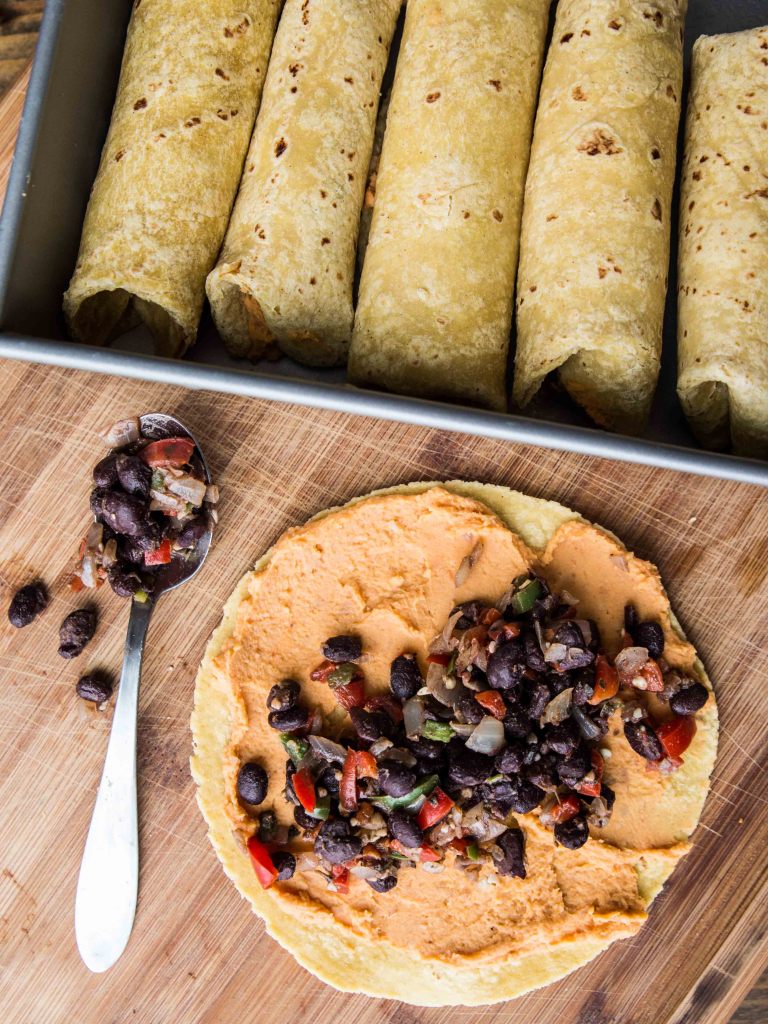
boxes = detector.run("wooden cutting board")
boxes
[0,72,766,1024]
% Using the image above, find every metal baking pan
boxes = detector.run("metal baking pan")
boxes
[0,0,766,487]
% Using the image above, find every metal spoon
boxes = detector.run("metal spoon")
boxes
[75,413,214,973]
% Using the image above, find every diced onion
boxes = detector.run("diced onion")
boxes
[403,696,426,739]
[541,687,573,726]
[164,472,207,506]
[466,716,505,755]
[350,865,383,881]
[205,484,220,504]
[308,735,347,764]
[101,417,141,448]
[296,852,319,873]
[455,540,483,587]
[615,646,649,679]
[544,642,568,664]
[368,737,393,758]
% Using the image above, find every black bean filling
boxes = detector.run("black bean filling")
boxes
[8,582,49,628]
[242,590,706,890]
[75,671,113,704]
[58,608,97,659]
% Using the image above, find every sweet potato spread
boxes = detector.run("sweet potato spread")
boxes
[201,487,715,973]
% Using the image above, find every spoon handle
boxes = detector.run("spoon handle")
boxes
[75,596,154,973]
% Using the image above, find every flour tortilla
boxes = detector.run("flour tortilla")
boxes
[64,0,280,357]
[191,482,717,1005]
[348,0,551,412]
[514,0,686,434]
[677,27,768,458]
[207,0,401,367]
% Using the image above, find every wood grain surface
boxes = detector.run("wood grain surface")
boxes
[0,1,41,96]
[0,38,766,1024]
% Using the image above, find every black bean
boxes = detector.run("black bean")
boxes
[446,748,494,787]
[505,778,545,814]
[176,516,208,549]
[559,646,595,671]
[584,619,601,652]
[406,737,445,772]
[524,631,547,673]
[108,565,145,598]
[8,582,48,628]
[526,753,560,790]
[284,761,298,805]
[349,707,391,743]
[389,654,422,700]
[93,454,120,488]
[556,747,591,786]
[317,765,340,798]
[378,763,417,797]
[271,850,296,881]
[266,679,301,712]
[572,671,595,705]
[553,622,585,649]
[670,682,708,716]
[115,454,152,498]
[525,681,551,719]
[322,634,362,662]
[545,720,580,758]
[388,808,423,849]
[134,520,162,550]
[294,804,317,830]
[118,536,146,565]
[495,742,525,774]
[496,828,526,878]
[503,707,531,739]
[100,490,150,537]
[268,705,310,733]
[624,604,638,638]
[237,762,268,805]
[456,695,484,725]
[75,672,113,704]
[315,818,362,864]
[554,812,589,849]
[624,720,663,761]
[367,873,398,893]
[258,810,277,841]
[453,600,483,629]
[636,621,664,659]
[487,640,526,690]
[58,608,97,659]
[90,487,109,519]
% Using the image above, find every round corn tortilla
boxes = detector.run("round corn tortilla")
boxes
[190,482,717,1005]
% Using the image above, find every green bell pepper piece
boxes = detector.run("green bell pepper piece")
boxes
[510,577,542,614]
[372,773,439,812]
[422,720,454,743]
[280,733,310,765]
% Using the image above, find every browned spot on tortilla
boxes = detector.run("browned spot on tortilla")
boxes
[133,98,147,110]
[578,129,623,156]
[572,86,587,101]
[488,80,502,91]
[426,91,441,103]
[275,137,287,157]
[492,210,503,222]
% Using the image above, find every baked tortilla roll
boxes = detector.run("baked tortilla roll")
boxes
[514,0,687,433]
[64,0,280,358]
[677,27,768,457]
[348,0,551,412]
[207,0,402,367]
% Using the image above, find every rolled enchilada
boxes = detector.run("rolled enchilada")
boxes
[514,0,686,433]
[677,27,768,458]
[207,0,402,367]
[348,0,551,412]
[64,0,280,358]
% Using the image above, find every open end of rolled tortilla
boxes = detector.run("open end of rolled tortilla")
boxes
[66,287,188,359]
[558,346,658,435]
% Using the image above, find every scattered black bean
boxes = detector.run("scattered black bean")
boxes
[389,654,422,700]
[553,622,584,649]
[58,608,97,659]
[8,582,49,628]
[525,681,550,718]
[545,720,580,758]
[556,747,591,786]
[669,682,708,716]
[322,634,362,663]
[115,454,152,498]
[524,630,547,673]
[266,679,301,712]
[378,763,417,797]
[268,705,310,733]
[388,808,423,849]
[237,762,268,805]
[504,778,545,814]
[294,804,317,830]
[487,639,526,690]
[367,873,398,893]
[636,621,664,659]
[271,850,296,881]
[554,812,589,849]
[93,454,120,488]
[446,748,494,787]
[75,671,113,704]
[496,828,526,878]
[107,565,145,598]
[349,707,391,743]
[176,516,208,549]
[315,818,362,865]
[623,720,663,761]
[456,694,484,724]
[317,765,340,798]
[503,706,531,739]
[495,742,525,774]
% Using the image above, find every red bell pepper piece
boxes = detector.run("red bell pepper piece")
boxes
[247,836,278,889]
[589,654,619,704]
[638,659,665,693]
[426,652,451,666]
[139,437,195,468]
[575,749,604,797]
[292,768,316,813]
[334,678,366,711]
[144,537,172,566]
[419,845,441,863]
[417,787,454,830]
[549,794,582,824]
[657,716,696,759]
[475,690,506,720]
[365,694,404,722]
[450,837,470,855]
[354,750,378,779]
[340,750,358,813]
[331,865,350,893]
[310,659,337,682]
